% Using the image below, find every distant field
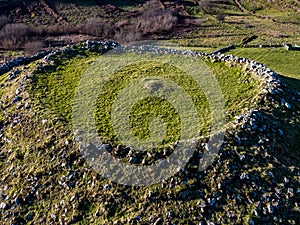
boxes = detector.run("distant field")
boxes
[170,46,300,89]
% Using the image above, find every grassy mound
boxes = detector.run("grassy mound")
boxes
[0,45,299,224]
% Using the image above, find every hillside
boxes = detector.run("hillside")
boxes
[0,0,299,50]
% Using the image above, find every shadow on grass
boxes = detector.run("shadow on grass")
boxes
[276,75,300,166]
[280,75,300,91]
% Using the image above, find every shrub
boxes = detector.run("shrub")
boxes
[46,24,77,36]
[198,0,213,13]
[114,26,142,43]
[216,13,225,22]
[0,15,11,29]
[0,23,32,50]
[23,40,44,55]
[141,0,163,11]
[138,8,178,34]
[78,17,114,37]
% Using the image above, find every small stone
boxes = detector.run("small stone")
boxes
[3,211,11,219]
[240,173,249,180]
[248,219,255,225]
[285,102,291,109]
[129,157,137,164]
[267,204,274,214]
[70,195,76,202]
[239,154,246,161]
[26,213,33,220]
[13,96,22,103]
[11,120,19,127]
[66,171,74,180]
[15,196,22,205]
[24,102,30,109]
[287,188,294,195]
[134,215,141,221]
[100,144,112,152]
[104,184,110,190]
[0,202,7,210]
[209,198,216,206]
[168,211,174,217]
[266,171,274,178]
[202,143,210,151]
[234,135,241,145]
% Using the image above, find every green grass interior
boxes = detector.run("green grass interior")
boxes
[30,52,261,149]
